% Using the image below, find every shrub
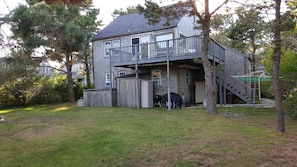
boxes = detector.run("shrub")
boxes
[26,78,63,105]
[260,82,274,99]
[284,92,297,119]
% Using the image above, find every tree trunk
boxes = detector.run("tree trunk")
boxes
[201,11,217,114]
[272,0,285,132]
[83,44,92,89]
[66,54,76,103]
[85,60,91,88]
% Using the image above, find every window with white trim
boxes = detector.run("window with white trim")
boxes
[105,72,113,87]
[104,41,111,56]
[152,70,161,85]
[156,33,173,48]
[104,40,120,57]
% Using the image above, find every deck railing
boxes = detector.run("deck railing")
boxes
[110,35,225,66]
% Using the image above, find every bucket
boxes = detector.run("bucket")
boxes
[77,99,84,107]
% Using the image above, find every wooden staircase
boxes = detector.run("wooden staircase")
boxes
[216,72,254,104]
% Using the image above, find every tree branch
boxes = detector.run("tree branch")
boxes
[189,0,204,22]
[210,0,229,16]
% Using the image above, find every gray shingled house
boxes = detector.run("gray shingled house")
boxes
[86,12,253,107]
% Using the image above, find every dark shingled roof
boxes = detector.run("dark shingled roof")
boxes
[92,12,182,41]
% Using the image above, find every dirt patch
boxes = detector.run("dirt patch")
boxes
[259,144,297,167]
[14,126,62,141]
[15,116,58,125]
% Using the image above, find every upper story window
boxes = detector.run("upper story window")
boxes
[152,69,161,85]
[104,40,120,57]
[156,33,173,48]
[113,40,120,49]
[132,37,140,56]
[180,34,186,48]
[104,41,111,57]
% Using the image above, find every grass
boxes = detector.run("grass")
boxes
[0,104,297,167]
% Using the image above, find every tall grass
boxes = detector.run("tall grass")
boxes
[0,104,296,167]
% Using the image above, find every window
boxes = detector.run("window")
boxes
[132,37,140,56]
[185,70,190,84]
[140,36,149,57]
[105,72,113,87]
[118,71,126,77]
[156,33,173,48]
[180,34,186,48]
[113,40,120,48]
[105,40,120,57]
[104,41,111,56]
[152,70,161,85]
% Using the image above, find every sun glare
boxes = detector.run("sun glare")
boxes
[53,106,71,112]
[0,109,12,114]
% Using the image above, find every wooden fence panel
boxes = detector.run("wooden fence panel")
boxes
[83,89,116,107]
[117,79,140,108]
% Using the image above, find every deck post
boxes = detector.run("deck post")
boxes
[109,49,113,107]
[213,49,216,106]
[219,48,223,105]
[135,46,140,109]
[166,40,171,111]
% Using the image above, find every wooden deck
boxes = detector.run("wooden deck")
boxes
[110,35,225,67]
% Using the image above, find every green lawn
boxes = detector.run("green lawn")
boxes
[0,104,296,167]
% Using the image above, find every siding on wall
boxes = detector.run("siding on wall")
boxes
[225,48,250,76]
[152,66,178,97]
[224,47,251,96]
[93,40,133,90]
[177,68,193,103]
[151,65,205,104]
[177,16,201,37]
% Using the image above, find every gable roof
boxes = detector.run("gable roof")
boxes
[92,12,182,41]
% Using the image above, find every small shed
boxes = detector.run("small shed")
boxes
[117,77,153,108]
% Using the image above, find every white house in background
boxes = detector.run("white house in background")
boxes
[38,61,55,78]
[59,61,93,86]
[71,62,94,86]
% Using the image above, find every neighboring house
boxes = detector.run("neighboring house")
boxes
[60,61,94,86]
[38,61,55,78]
[71,62,86,85]
[90,12,253,107]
